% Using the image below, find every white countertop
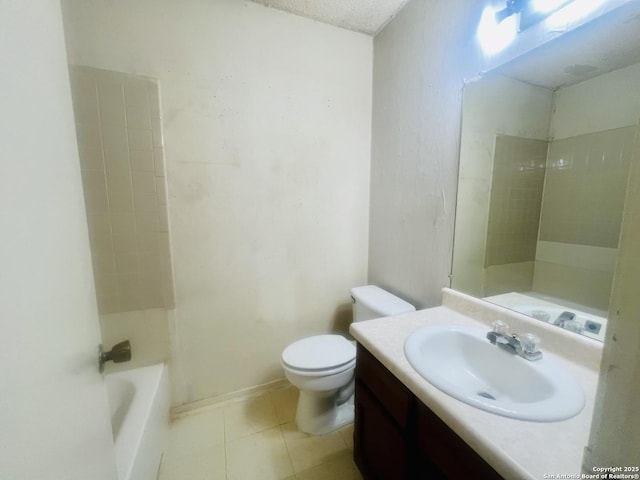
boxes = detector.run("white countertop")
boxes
[350,289,602,480]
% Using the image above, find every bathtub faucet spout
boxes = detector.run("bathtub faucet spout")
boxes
[99,340,132,373]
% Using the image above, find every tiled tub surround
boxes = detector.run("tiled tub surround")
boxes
[482,134,549,297]
[350,288,602,480]
[69,65,175,315]
[452,75,553,300]
[539,127,635,249]
[481,127,634,304]
[99,308,173,373]
[532,126,636,311]
[485,135,548,269]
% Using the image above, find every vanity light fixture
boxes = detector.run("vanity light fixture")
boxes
[495,0,575,28]
[478,4,519,55]
[479,0,584,55]
[495,0,525,24]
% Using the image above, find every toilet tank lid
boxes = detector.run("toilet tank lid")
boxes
[350,285,416,316]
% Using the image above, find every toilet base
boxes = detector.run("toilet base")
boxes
[295,390,354,435]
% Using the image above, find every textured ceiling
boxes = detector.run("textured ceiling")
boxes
[248,0,411,35]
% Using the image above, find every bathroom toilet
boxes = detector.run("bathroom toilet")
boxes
[281,285,415,435]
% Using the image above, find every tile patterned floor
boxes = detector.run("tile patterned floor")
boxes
[158,385,363,480]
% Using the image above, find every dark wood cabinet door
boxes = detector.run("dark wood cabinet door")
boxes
[354,381,409,480]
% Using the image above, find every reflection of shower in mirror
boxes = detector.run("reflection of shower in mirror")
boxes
[452,3,640,343]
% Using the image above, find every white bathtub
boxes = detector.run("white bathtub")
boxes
[105,364,170,480]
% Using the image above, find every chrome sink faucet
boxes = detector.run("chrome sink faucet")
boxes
[486,321,543,361]
[553,311,576,327]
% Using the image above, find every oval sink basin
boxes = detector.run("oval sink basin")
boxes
[404,324,585,421]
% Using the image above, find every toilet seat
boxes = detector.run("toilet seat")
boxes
[282,335,356,376]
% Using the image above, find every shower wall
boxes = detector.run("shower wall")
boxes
[69,66,174,315]
[485,136,547,266]
[456,63,640,307]
[482,135,548,296]
[484,127,633,306]
[452,75,553,298]
[70,66,175,371]
[539,128,633,249]
[532,62,640,310]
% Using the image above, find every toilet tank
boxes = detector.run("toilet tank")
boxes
[350,285,416,322]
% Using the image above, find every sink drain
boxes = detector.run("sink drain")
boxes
[477,391,496,400]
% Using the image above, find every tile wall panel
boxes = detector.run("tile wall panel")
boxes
[70,65,175,314]
[539,126,635,248]
[485,135,548,266]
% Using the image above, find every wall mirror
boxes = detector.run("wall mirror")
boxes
[451,4,640,342]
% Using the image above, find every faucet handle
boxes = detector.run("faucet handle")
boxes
[491,320,509,335]
[563,320,583,333]
[98,340,132,373]
[520,333,540,355]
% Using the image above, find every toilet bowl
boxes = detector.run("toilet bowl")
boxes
[281,285,415,435]
[282,334,356,435]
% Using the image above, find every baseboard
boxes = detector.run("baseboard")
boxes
[170,378,291,418]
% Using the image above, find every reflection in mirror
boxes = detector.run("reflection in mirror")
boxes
[452,12,640,342]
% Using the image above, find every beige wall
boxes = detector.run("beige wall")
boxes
[550,62,640,140]
[368,0,486,308]
[62,0,372,404]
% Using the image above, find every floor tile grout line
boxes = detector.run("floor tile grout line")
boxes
[268,392,297,479]
[223,392,283,444]
[224,392,290,480]
[223,405,229,480]
[278,423,297,478]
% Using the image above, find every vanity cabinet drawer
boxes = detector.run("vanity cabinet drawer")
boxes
[355,344,412,428]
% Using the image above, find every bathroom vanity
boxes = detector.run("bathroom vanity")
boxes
[354,344,501,479]
[350,288,602,480]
